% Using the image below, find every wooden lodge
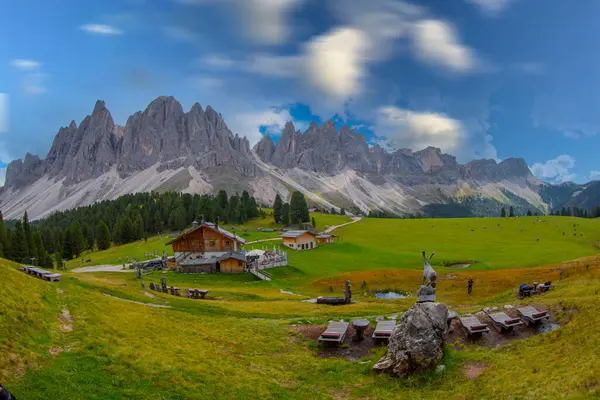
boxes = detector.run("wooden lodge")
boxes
[316,234,336,244]
[177,252,247,274]
[166,222,247,273]
[281,230,318,251]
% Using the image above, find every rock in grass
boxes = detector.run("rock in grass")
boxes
[373,302,448,378]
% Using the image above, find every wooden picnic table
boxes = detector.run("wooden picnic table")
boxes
[351,319,370,341]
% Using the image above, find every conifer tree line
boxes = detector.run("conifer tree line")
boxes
[272,191,310,225]
[0,190,260,267]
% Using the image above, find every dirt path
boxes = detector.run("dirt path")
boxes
[72,265,134,273]
[324,217,362,233]
[246,237,283,245]
[103,293,172,308]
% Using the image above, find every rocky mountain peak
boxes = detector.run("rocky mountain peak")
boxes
[498,157,532,177]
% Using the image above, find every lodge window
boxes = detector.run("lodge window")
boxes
[225,240,231,246]
[208,240,216,247]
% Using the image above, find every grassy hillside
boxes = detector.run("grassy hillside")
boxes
[4,215,600,399]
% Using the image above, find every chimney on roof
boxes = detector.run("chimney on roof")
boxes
[192,220,199,228]
[215,216,219,231]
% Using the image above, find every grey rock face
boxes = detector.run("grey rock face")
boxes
[254,122,531,185]
[373,302,449,378]
[254,133,275,162]
[4,153,44,189]
[5,96,257,190]
[44,120,77,177]
[3,95,548,219]
[65,100,120,184]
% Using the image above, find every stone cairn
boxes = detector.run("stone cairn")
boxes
[373,250,448,378]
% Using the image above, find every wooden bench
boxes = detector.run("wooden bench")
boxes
[459,315,490,337]
[517,306,550,325]
[487,311,523,332]
[318,321,349,345]
[43,273,62,282]
[372,320,396,341]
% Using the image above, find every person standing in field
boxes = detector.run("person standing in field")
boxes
[467,278,474,295]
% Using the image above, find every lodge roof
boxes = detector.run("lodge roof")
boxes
[280,230,318,238]
[165,222,246,245]
[178,251,247,266]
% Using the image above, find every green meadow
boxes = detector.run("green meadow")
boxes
[66,211,352,268]
[4,216,600,399]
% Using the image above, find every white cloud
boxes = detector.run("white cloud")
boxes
[22,73,48,95]
[530,155,576,183]
[11,60,48,95]
[412,19,476,73]
[164,26,198,42]
[375,106,465,154]
[239,0,304,45]
[79,24,123,35]
[10,59,41,71]
[244,53,301,78]
[202,54,235,69]
[589,171,600,181]
[192,76,223,89]
[510,62,545,75]
[0,94,7,133]
[468,0,514,15]
[228,108,295,145]
[304,28,369,100]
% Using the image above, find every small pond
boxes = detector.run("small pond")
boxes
[375,291,407,299]
[446,263,472,269]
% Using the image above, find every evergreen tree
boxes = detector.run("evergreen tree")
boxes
[71,224,85,258]
[34,231,52,268]
[290,191,309,224]
[23,211,35,259]
[96,220,111,250]
[0,210,6,258]
[152,210,163,234]
[330,207,336,215]
[527,210,532,216]
[42,228,55,254]
[198,195,213,222]
[340,208,346,216]
[12,221,28,263]
[509,206,514,217]
[120,216,135,243]
[54,244,63,270]
[62,226,74,260]
[500,207,506,217]
[217,190,229,214]
[273,194,283,223]
[81,223,94,250]
[312,216,316,228]
[112,219,123,245]
[228,194,240,223]
[281,203,290,225]
[134,214,144,241]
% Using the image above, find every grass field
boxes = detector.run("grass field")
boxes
[4,216,600,399]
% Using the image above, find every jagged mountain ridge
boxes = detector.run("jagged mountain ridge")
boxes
[0,96,580,220]
[4,96,254,190]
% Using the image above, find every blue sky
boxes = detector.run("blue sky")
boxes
[1,0,600,184]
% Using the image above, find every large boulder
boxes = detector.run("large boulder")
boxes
[373,302,449,378]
